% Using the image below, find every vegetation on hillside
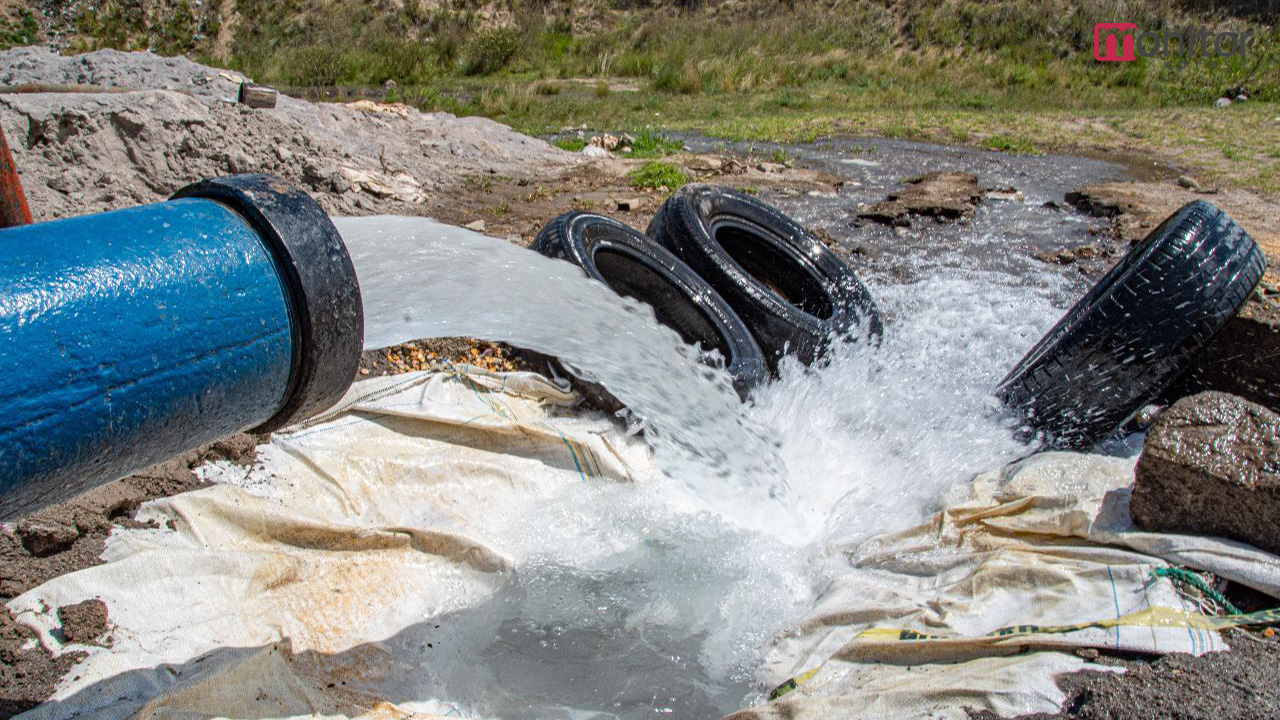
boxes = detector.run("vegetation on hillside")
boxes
[2,1,1276,193]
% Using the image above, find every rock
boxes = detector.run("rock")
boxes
[1033,243,1102,265]
[581,145,611,158]
[756,162,787,174]
[985,187,1024,203]
[463,220,486,233]
[1163,292,1280,414]
[384,79,397,90]
[612,197,644,212]
[1177,175,1199,190]
[1131,391,1280,555]
[1235,93,1248,103]
[57,599,109,644]
[687,156,723,173]
[858,171,980,226]
[806,189,839,199]
[1214,97,1232,109]
[1064,189,1124,218]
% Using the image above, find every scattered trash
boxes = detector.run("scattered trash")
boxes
[236,81,277,109]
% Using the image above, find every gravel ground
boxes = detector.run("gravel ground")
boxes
[1001,629,1280,720]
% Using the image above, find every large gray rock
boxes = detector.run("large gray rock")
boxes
[1131,391,1280,554]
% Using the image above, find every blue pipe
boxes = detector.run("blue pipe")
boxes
[0,175,363,519]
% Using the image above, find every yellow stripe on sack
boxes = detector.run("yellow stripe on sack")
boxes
[766,607,1280,703]
[767,667,819,701]
[855,605,1280,643]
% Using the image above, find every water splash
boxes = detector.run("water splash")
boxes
[335,215,792,531]
[329,214,1076,719]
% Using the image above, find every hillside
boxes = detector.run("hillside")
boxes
[7,1,1276,105]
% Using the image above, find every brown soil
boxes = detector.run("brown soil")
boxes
[991,629,1280,720]
[56,599,109,645]
[1066,180,1280,284]
[420,155,843,247]
[0,436,257,717]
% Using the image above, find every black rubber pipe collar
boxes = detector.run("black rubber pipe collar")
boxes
[172,174,364,431]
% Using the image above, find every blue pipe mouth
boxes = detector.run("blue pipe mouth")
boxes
[172,175,364,432]
[0,175,363,520]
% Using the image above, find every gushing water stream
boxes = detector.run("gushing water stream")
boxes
[332,210,1079,719]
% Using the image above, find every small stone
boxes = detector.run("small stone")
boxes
[463,220,486,233]
[1214,97,1232,109]
[1131,392,1280,555]
[1177,175,1199,190]
[1033,249,1077,265]
[273,145,293,163]
[687,156,723,173]
[612,197,644,212]
[1073,243,1101,260]
[1235,93,1248,103]
[806,190,839,199]
[1075,648,1100,660]
[330,172,352,194]
[756,162,787,174]
[985,187,1024,203]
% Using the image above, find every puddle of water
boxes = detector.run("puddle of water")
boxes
[322,136,1124,719]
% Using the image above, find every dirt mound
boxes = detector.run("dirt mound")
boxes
[0,46,580,221]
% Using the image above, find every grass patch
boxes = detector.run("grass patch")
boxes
[552,137,587,152]
[629,161,687,190]
[624,129,683,158]
[981,134,1038,155]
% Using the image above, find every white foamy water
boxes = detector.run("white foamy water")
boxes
[331,216,1075,719]
[336,216,790,531]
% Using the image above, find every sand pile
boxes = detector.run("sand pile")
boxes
[0,46,579,220]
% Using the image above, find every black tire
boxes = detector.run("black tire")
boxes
[647,184,882,370]
[997,200,1266,449]
[531,211,768,397]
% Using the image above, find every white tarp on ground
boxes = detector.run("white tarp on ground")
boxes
[731,452,1280,720]
[9,369,1280,720]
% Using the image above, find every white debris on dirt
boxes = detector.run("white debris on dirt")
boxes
[0,46,581,220]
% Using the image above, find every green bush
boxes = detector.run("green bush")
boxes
[461,26,521,76]
[0,10,39,49]
[279,44,353,86]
